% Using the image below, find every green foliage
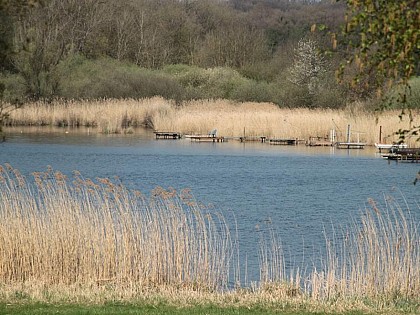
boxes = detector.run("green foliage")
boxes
[163,65,284,105]
[314,84,347,109]
[0,8,13,71]
[162,64,209,99]
[56,55,185,102]
[204,67,247,99]
[0,75,25,132]
[381,77,420,110]
[0,302,373,315]
[0,55,350,109]
[339,0,420,93]
[0,73,26,103]
[231,81,280,104]
[0,0,355,108]
[280,80,313,108]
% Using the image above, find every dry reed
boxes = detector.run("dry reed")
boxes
[0,165,419,312]
[7,98,420,145]
[308,196,420,302]
[256,195,420,310]
[0,164,234,292]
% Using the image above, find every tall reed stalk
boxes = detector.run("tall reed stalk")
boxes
[256,196,420,307]
[0,164,234,291]
[309,196,419,301]
[0,165,418,309]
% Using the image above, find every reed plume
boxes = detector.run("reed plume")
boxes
[0,164,234,291]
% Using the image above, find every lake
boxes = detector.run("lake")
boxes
[1,126,419,284]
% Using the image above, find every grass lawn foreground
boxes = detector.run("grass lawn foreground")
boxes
[0,302,378,315]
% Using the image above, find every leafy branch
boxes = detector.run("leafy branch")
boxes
[337,0,419,95]
[0,82,23,133]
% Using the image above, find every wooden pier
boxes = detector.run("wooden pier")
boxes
[384,148,420,162]
[239,136,267,143]
[154,131,182,139]
[336,142,366,149]
[188,135,225,142]
[306,136,334,146]
[269,138,299,145]
[335,125,365,149]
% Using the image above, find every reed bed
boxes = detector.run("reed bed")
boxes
[7,98,420,145]
[7,97,172,133]
[0,164,234,292]
[308,197,420,302]
[0,165,419,312]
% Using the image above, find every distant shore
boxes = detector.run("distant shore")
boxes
[5,97,419,146]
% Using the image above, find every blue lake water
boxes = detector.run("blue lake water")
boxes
[1,127,419,283]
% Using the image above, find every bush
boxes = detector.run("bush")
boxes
[162,64,209,99]
[0,73,26,103]
[56,55,185,101]
[1,56,354,108]
[203,67,246,99]
[231,81,279,104]
[380,77,420,110]
[276,78,313,108]
[313,86,346,109]
[171,66,278,102]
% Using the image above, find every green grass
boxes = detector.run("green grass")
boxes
[0,302,369,315]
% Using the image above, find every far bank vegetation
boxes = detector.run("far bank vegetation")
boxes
[6,98,420,146]
[1,0,419,132]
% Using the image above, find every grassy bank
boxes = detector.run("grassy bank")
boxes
[1,302,391,315]
[0,302,381,315]
[0,165,419,313]
[6,98,420,145]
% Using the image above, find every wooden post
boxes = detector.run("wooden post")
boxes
[330,129,336,143]
[379,125,382,143]
[346,124,351,143]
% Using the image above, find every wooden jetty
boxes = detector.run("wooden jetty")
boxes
[336,142,366,149]
[383,148,420,162]
[336,125,365,149]
[154,131,182,139]
[269,138,300,145]
[306,136,334,146]
[238,136,267,143]
[188,135,225,142]
[185,128,225,142]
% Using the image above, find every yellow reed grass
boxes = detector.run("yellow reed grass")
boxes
[0,164,234,291]
[308,196,420,302]
[0,165,419,312]
[255,195,420,311]
[7,98,420,145]
[8,97,173,133]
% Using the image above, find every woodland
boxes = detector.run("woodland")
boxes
[0,0,419,111]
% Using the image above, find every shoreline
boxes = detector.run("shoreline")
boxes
[1,121,415,150]
[4,98,419,146]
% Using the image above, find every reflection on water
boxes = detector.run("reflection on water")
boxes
[1,126,419,283]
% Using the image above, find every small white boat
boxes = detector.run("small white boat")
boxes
[375,143,408,150]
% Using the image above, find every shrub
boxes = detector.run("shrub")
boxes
[231,81,277,104]
[56,55,185,102]
[380,77,420,110]
[0,73,26,103]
